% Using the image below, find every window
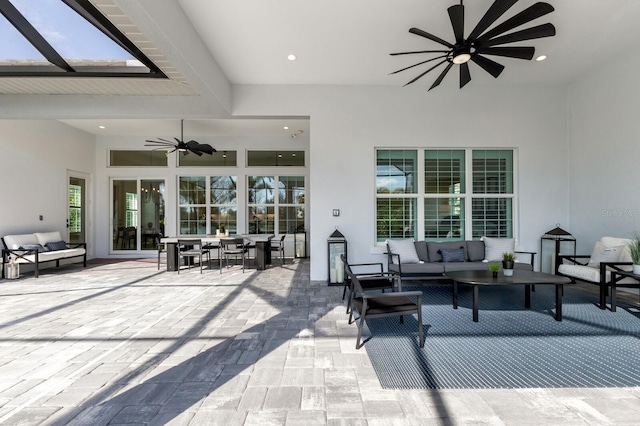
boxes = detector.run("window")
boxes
[179,151,237,167]
[178,176,237,235]
[178,176,207,234]
[125,192,138,227]
[376,150,417,240]
[247,151,305,167]
[210,176,237,234]
[278,176,305,234]
[109,150,167,167]
[248,175,305,234]
[376,149,515,242]
[68,184,82,233]
[248,176,275,234]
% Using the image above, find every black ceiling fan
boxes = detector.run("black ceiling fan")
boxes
[390,0,556,90]
[145,119,216,156]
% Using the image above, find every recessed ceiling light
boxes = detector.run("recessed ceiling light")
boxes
[98,125,106,129]
[536,55,547,62]
[283,126,289,130]
[287,54,296,61]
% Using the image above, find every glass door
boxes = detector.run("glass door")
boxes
[68,175,87,244]
[112,179,165,252]
[140,179,165,250]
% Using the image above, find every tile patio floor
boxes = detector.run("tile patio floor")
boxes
[0,258,639,425]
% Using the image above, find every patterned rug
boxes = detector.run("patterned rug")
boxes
[362,284,640,389]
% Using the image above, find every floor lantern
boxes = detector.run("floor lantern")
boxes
[327,228,347,286]
[540,224,576,274]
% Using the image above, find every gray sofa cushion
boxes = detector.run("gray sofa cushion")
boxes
[389,262,445,275]
[444,262,487,272]
[427,241,466,263]
[465,240,485,261]
[414,241,429,262]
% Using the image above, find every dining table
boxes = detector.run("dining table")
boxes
[160,234,275,271]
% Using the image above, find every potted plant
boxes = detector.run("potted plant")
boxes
[502,252,515,277]
[629,233,640,275]
[488,261,501,278]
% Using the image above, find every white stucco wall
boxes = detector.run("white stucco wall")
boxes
[233,84,569,280]
[567,54,640,253]
[0,120,96,253]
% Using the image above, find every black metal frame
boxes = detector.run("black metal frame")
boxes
[0,0,167,78]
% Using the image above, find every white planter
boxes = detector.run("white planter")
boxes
[633,264,640,276]
[503,269,514,277]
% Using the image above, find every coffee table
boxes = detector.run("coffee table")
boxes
[446,270,572,322]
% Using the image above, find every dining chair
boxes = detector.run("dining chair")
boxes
[219,237,249,273]
[177,239,209,274]
[270,234,286,265]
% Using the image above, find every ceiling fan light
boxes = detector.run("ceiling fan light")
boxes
[453,53,471,64]
[452,46,471,64]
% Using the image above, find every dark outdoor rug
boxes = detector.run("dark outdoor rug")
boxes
[362,284,640,389]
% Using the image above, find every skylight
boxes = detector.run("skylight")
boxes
[0,0,166,78]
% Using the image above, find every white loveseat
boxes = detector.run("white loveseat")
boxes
[1,231,86,278]
[556,236,635,310]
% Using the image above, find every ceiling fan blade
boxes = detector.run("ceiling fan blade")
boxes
[429,62,454,91]
[186,140,215,155]
[409,27,454,49]
[460,62,471,88]
[482,23,556,47]
[156,137,174,144]
[476,46,535,60]
[188,148,204,156]
[390,50,449,56]
[403,59,449,86]
[389,55,449,75]
[471,54,505,78]
[476,2,555,42]
[447,4,465,43]
[145,140,175,147]
[468,0,518,41]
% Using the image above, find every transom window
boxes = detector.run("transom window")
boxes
[376,149,515,242]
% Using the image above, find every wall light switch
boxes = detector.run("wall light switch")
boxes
[332,209,340,217]
[39,215,43,221]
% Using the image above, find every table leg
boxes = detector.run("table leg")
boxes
[555,284,563,321]
[453,281,458,309]
[525,284,531,309]
[166,242,178,271]
[473,285,479,322]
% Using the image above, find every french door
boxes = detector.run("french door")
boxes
[111,179,165,252]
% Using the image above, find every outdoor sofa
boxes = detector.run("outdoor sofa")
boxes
[1,231,86,278]
[386,236,535,281]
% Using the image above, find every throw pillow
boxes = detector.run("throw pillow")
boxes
[18,244,45,253]
[387,239,420,264]
[587,241,624,267]
[440,247,466,263]
[482,236,515,262]
[45,241,68,251]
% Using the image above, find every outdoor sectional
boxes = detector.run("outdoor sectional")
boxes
[1,231,86,278]
[386,237,535,281]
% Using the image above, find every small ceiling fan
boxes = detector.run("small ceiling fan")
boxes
[390,0,556,90]
[145,119,216,156]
